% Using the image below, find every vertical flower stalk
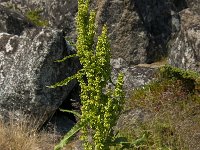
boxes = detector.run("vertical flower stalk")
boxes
[51,0,125,150]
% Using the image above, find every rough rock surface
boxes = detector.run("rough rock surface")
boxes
[92,0,148,65]
[116,108,151,131]
[186,0,200,14]
[111,58,157,96]
[0,0,78,39]
[169,8,200,72]
[133,0,182,63]
[0,0,182,65]
[0,5,33,35]
[0,6,79,124]
[92,0,181,64]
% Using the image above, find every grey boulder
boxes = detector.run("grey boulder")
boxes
[111,58,157,96]
[1,0,180,65]
[169,9,200,72]
[0,6,79,123]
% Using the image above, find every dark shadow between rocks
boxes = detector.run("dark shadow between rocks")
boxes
[57,83,81,123]
[133,0,187,64]
[41,83,81,136]
[173,0,188,12]
[37,34,81,135]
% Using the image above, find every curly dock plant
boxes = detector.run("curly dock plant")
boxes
[49,0,125,149]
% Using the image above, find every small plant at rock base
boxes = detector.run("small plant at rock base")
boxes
[25,9,48,27]
[48,0,129,150]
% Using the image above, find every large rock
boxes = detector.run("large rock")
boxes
[92,0,181,64]
[93,0,148,65]
[111,58,158,96]
[0,0,182,65]
[168,8,200,72]
[116,108,151,131]
[0,0,78,39]
[133,0,182,63]
[0,0,148,65]
[0,6,79,123]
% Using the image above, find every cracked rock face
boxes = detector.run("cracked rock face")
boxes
[169,9,200,72]
[0,6,79,124]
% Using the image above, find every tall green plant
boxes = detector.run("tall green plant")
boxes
[49,0,125,149]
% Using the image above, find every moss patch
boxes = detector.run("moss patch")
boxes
[25,9,48,27]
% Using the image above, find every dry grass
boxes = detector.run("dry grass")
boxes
[0,115,59,150]
[137,57,168,68]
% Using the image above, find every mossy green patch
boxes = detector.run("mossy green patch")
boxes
[25,9,48,27]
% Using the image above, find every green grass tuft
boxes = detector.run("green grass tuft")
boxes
[25,9,48,27]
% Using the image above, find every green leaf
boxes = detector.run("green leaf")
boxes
[47,74,78,88]
[59,109,81,118]
[54,54,78,63]
[54,121,84,150]
[131,133,147,147]
[64,38,76,47]
[111,133,147,149]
